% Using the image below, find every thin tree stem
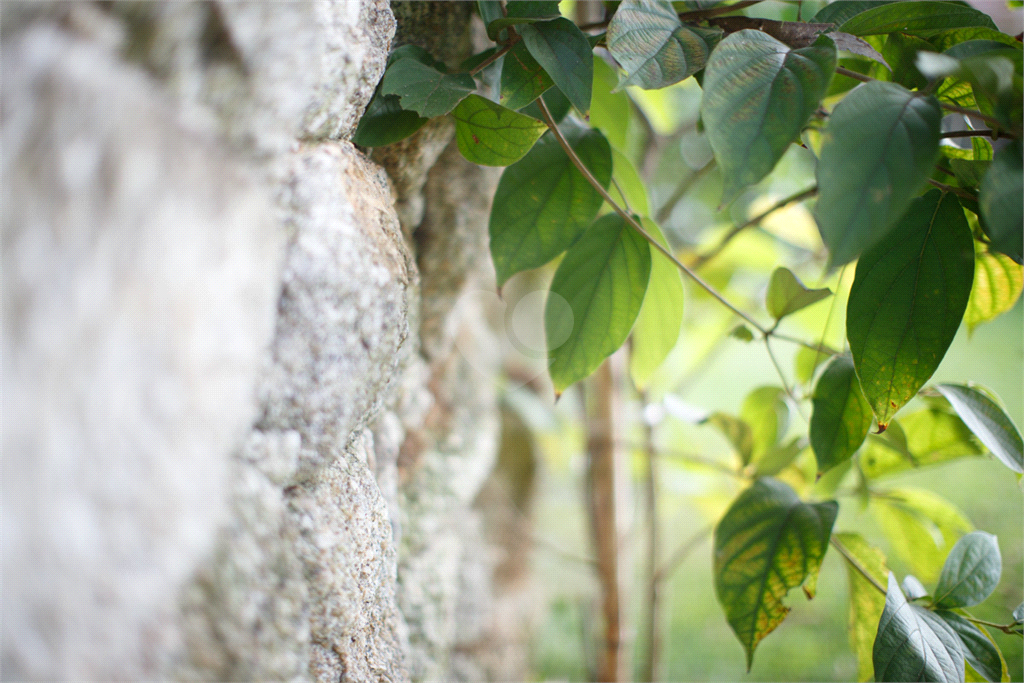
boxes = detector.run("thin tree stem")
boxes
[940,129,1000,139]
[468,36,520,75]
[835,66,873,83]
[692,186,818,268]
[926,178,977,201]
[535,96,769,335]
[831,535,887,595]
[961,615,1022,636]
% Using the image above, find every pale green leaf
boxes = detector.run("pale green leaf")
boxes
[630,218,683,391]
[765,267,832,320]
[835,532,889,682]
[934,384,1024,475]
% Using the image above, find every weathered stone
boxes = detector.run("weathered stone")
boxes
[1,25,283,679]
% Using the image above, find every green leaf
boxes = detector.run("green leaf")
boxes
[931,27,1022,52]
[519,18,594,114]
[965,250,1024,333]
[713,478,838,671]
[936,611,1006,683]
[765,267,832,321]
[519,86,572,123]
[607,148,650,216]
[872,487,973,584]
[546,213,651,393]
[452,95,548,166]
[702,31,836,204]
[902,574,929,600]
[500,40,554,111]
[732,325,756,343]
[606,0,718,90]
[794,346,833,385]
[881,32,934,90]
[380,58,476,118]
[741,386,790,464]
[846,191,975,427]
[835,532,889,683]
[933,384,1024,474]
[352,93,429,147]
[752,437,804,477]
[1013,603,1024,624]
[505,0,560,18]
[979,140,1023,264]
[814,81,942,266]
[810,355,873,476]
[477,0,505,29]
[705,412,755,465]
[591,58,632,151]
[860,408,983,478]
[489,126,612,286]
[933,531,1001,609]
[874,572,965,683]
[630,218,684,390]
[812,1,897,26]
[839,1,996,38]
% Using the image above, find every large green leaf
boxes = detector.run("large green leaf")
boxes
[840,1,996,38]
[860,408,983,478]
[765,267,832,321]
[979,141,1023,264]
[630,218,683,391]
[937,611,1006,683]
[933,531,1001,609]
[965,250,1024,333]
[713,478,838,670]
[380,58,476,118]
[702,31,836,204]
[500,40,554,111]
[452,95,548,166]
[814,81,942,266]
[352,93,429,147]
[846,191,974,427]
[519,18,593,114]
[810,355,873,476]
[872,487,973,584]
[546,213,651,393]
[933,384,1024,475]
[836,532,890,682]
[605,0,719,90]
[874,572,965,683]
[489,127,612,286]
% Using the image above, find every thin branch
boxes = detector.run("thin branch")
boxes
[468,36,520,75]
[654,524,714,583]
[961,614,1024,636]
[835,66,873,83]
[535,96,769,335]
[941,103,1009,130]
[770,332,842,356]
[692,186,818,269]
[831,535,887,595]
[926,177,977,201]
[941,129,1000,139]
[764,337,795,401]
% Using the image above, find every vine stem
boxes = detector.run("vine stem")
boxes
[468,34,520,75]
[926,177,977,201]
[535,96,769,335]
[830,535,887,595]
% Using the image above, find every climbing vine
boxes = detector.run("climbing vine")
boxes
[357,1,1024,680]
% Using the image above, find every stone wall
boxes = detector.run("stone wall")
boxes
[2,2,532,681]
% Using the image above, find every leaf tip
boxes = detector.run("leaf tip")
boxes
[875,423,887,434]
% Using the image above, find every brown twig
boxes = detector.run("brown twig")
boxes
[926,178,977,201]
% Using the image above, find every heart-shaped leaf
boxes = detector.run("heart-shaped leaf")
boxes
[933,384,1024,475]
[810,355,873,476]
[546,213,651,393]
[980,140,1023,264]
[933,531,1001,609]
[519,18,594,113]
[814,81,942,267]
[847,191,974,427]
[714,478,838,670]
[489,126,612,286]
[606,0,719,90]
[765,267,832,320]
[702,31,836,204]
[874,572,965,683]
[380,58,477,118]
[452,95,548,166]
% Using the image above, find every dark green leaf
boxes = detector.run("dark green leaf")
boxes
[965,249,1024,333]
[705,412,754,465]
[860,408,983,478]
[606,0,718,90]
[713,478,838,670]
[835,532,889,683]
[546,213,651,393]
[702,31,836,204]
[937,612,1005,683]
[846,191,974,427]
[451,95,548,166]
[931,26,1022,52]
[810,355,873,476]
[500,40,554,111]
[352,94,429,147]
[741,386,790,464]
[477,0,505,28]
[933,531,1001,609]
[630,218,684,390]
[881,32,934,90]
[505,0,561,18]
[814,81,942,266]
[489,126,612,286]
[933,384,1024,474]
[874,572,965,683]
[380,59,476,118]
[765,267,832,320]
[812,1,897,27]
[519,18,594,113]
[840,1,996,38]
[979,140,1023,264]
